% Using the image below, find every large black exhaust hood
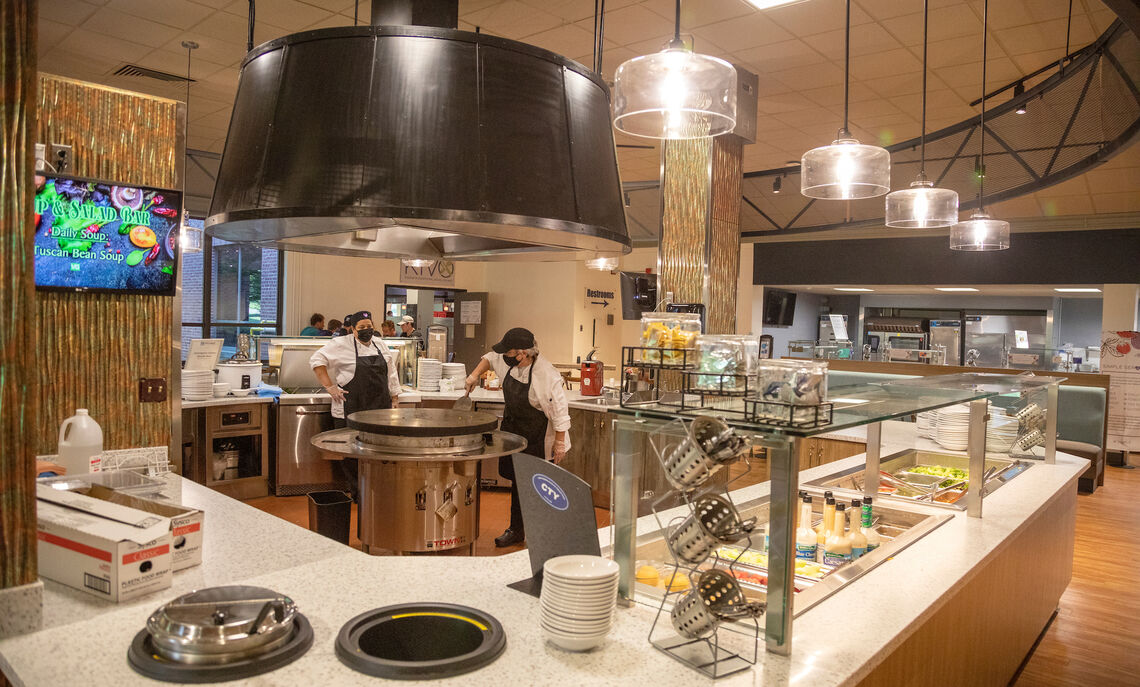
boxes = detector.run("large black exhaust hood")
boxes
[206,2,631,260]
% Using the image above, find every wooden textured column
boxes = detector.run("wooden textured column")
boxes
[34,76,181,453]
[0,0,39,593]
[658,134,745,335]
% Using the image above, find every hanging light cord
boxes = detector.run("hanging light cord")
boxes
[671,0,682,47]
[841,0,851,137]
[918,0,929,178]
[246,0,255,52]
[979,0,989,209]
[1063,0,1073,72]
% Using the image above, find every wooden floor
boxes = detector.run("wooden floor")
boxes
[1012,464,1140,686]
[246,464,1140,685]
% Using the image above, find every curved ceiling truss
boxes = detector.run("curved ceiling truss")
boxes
[735,20,1140,238]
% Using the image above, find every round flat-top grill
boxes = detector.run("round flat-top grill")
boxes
[311,408,526,554]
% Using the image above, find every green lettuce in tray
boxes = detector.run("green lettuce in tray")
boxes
[908,465,969,489]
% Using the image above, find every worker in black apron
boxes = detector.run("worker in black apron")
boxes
[311,311,399,501]
[498,359,548,546]
[465,327,571,548]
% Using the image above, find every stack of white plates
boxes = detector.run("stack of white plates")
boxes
[986,409,1019,452]
[540,555,619,652]
[416,359,443,391]
[916,411,937,439]
[441,362,467,387]
[182,370,214,401]
[934,404,971,451]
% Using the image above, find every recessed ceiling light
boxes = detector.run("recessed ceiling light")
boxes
[746,0,808,8]
[935,287,979,292]
[834,287,874,292]
[1054,287,1102,293]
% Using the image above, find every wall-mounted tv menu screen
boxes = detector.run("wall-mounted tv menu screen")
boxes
[34,173,181,295]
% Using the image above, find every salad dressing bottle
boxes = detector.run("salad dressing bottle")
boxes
[795,496,817,561]
[861,496,881,551]
[817,492,836,537]
[849,499,867,559]
[823,504,853,566]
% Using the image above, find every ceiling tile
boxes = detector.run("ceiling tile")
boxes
[517,0,598,23]
[463,1,566,39]
[140,48,228,81]
[82,7,183,48]
[767,0,872,37]
[519,21,594,57]
[691,12,795,53]
[802,21,901,61]
[105,0,213,30]
[1090,191,1140,214]
[40,0,99,26]
[661,0,759,27]
[734,38,826,73]
[59,28,152,65]
[593,4,675,47]
[38,19,77,49]
[849,47,923,80]
[1036,193,1095,216]
[219,0,332,32]
[771,61,846,91]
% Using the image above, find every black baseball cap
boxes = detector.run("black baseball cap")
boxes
[492,327,535,353]
[345,310,372,327]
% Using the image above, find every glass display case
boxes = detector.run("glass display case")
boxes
[607,371,1062,670]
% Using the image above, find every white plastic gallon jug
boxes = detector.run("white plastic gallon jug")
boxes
[58,409,104,474]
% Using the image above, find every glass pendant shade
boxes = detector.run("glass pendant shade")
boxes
[885,178,959,228]
[949,211,1010,251]
[612,48,737,140]
[800,137,891,199]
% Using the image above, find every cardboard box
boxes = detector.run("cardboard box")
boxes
[81,485,204,572]
[37,484,172,602]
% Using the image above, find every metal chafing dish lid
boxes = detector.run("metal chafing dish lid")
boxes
[146,586,297,664]
[347,408,499,437]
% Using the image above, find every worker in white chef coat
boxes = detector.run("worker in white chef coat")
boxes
[311,310,402,500]
[465,327,570,547]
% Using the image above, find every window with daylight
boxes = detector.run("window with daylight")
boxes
[181,218,283,361]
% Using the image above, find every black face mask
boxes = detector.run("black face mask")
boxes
[504,353,521,367]
[356,328,375,343]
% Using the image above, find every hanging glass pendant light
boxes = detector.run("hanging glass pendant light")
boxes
[885,0,958,228]
[611,0,737,139]
[801,0,891,199]
[950,0,1010,251]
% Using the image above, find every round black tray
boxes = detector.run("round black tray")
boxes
[346,408,499,437]
[336,603,506,680]
[127,613,313,684]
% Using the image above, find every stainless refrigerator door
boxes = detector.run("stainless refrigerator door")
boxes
[273,403,338,495]
[929,323,962,365]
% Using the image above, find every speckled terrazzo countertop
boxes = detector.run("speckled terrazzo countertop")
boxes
[0,442,1087,686]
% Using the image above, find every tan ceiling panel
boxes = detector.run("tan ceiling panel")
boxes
[106,0,214,30]
[575,4,673,46]
[40,0,99,27]
[517,0,601,24]
[988,194,1044,217]
[642,0,754,29]
[734,38,827,73]
[691,12,796,54]
[60,28,153,65]
[520,22,594,56]
[219,0,332,33]
[771,61,846,91]
[850,47,924,80]
[1036,193,1096,215]
[766,0,873,37]
[38,18,76,49]
[802,21,902,62]
[879,6,982,45]
[83,8,184,49]
[1091,191,1140,214]
[141,48,228,82]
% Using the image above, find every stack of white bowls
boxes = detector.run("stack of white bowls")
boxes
[442,362,467,389]
[540,555,619,652]
[182,370,214,401]
[417,359,442,391]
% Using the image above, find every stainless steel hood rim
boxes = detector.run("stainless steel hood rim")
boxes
[205,208,633,257]
[239,25,610,90]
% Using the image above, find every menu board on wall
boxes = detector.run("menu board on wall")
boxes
[1100,330,1140,451]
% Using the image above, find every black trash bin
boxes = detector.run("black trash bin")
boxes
[308,491,352,544]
